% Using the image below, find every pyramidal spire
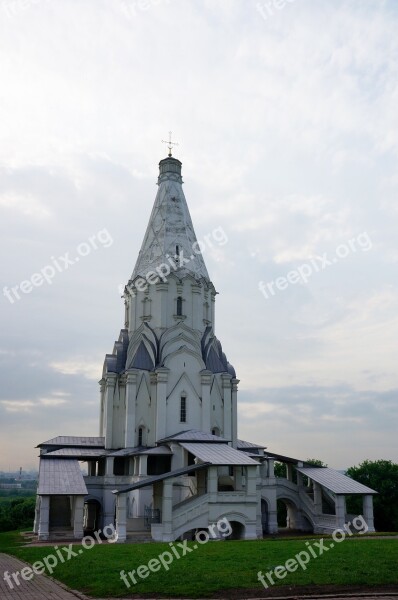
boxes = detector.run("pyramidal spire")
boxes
[131,156,210,282]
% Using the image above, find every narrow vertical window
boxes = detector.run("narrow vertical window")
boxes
[138,427,143,446]
[177,296,183,316]
[180,395,187,423]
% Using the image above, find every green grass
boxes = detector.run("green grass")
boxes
[1,531,397,597]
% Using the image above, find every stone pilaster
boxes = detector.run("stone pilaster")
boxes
[155,367,169,441]
[221,374,232,441]
[125,370,138,447]
[231,378,239,448]
[104,374,117,449]
[201,370,212,432]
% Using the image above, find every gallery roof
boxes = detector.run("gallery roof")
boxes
[38,458,87,495]
[180,442,259,466]
[297,467,377,495]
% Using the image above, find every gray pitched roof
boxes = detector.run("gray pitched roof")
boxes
[44,448,108,459]
[38,459,87,495]
[107,446,172,457]
[159,429,229,443]
[38,436,105,448]
[180,442,259,465]
[237,439,266,450]
[297,467,377,495]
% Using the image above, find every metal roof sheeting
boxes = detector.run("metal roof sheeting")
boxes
[38,459,87,495]
[237,439,266,450]
[297,467,377,495]
[180,442,259,465]
[44,448,108,458]
[159,429,229,443]
[38,436,105,448]
[108,446,172,457]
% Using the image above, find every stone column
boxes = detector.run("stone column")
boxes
[335,495,346,529]
[286,463,293,481]
[38,495,50,541]
[313,482,322,514]
[222,374,232,441]
[363,495,375,531]
[268,459,275,479]
[235,465,243,490]
[207,466,218,501]
[201,370,212,432]
[125,370,138,447]
[106,456,115,476]
[246,465,257,497]
[139,454,148,476]
[104,374,117,449]
[155,367,169,441]
[33,495,40,534]
[73,496,84,539]
[267,490,278,534]
[103,489,115,531]
[115,494,127,542]
[231,378,239,448]
[162,479,174,541]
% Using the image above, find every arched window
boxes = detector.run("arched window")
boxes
[138,427,144,446]
[180,395,187,423]
[176,296,183,316]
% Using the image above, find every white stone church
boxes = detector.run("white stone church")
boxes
[34,152,376,542]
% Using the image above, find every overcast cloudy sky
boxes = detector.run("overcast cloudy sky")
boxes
[1,0,397,471]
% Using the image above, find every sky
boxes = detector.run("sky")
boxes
[0,0,397,471]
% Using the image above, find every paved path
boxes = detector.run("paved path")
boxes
[0,552,85,600]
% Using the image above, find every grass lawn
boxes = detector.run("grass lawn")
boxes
[1,531,397,597]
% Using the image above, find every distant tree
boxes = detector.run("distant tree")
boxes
[305,458,328,467]
[346,459,398,531]
[274,462,286,477]
[0,497,35,532]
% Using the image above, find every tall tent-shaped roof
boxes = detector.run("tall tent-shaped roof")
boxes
[131,156,210,282]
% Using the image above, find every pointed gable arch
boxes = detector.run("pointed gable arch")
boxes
[136,373,151,406]
[167,372,201,403]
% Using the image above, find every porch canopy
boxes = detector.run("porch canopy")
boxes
[297,467,377,495]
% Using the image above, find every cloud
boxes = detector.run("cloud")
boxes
[0,0,398,470]
[50,359,102,381]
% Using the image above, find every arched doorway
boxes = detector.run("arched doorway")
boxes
[277,498,300,530]
[227,520,245,540]
[83,499,102,533]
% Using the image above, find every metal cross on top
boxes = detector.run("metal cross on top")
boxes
[162,131,178,157]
